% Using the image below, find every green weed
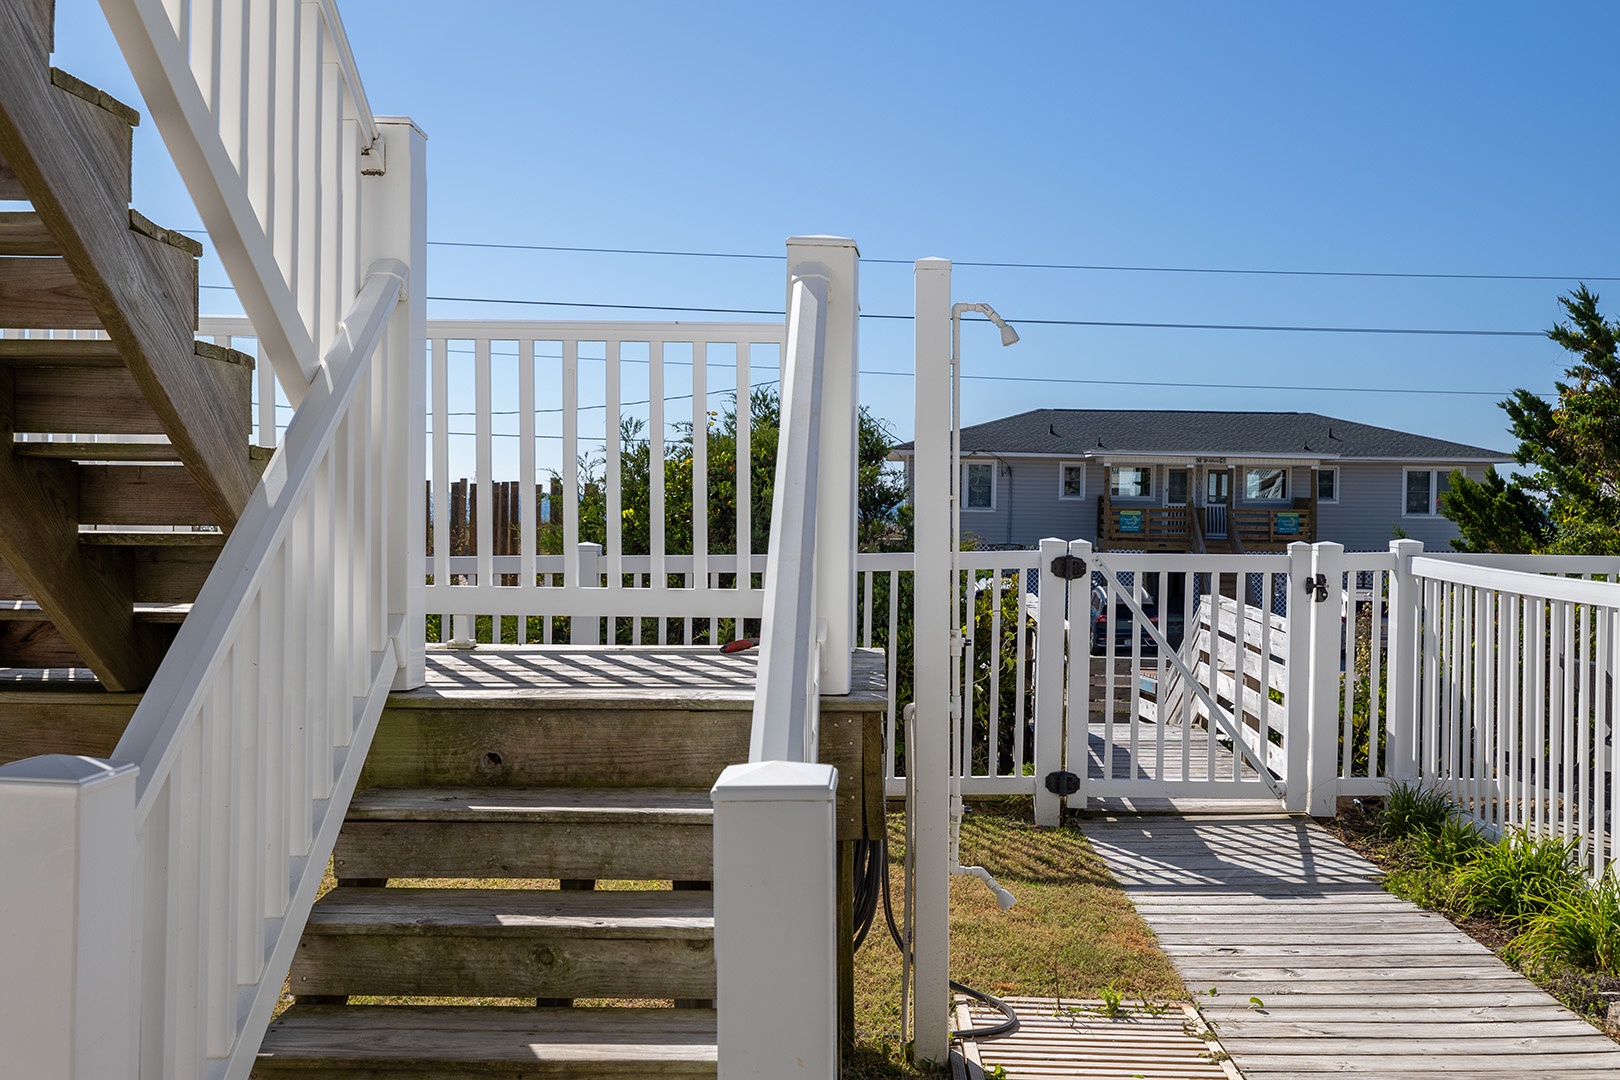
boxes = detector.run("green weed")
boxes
[1377,783,1453,841]
[1519,871,1620,978]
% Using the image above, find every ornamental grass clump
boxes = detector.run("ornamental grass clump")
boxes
[1518,871,1620,979]
[1377,783,1453,842]
[1415,816,1488,872]
[1452,831,1582,926]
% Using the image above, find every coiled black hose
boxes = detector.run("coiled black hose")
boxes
[851,837,1019,1041]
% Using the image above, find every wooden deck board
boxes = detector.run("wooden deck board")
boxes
[1084,813,1620,1077]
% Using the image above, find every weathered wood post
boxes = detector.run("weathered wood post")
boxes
[0,756,137,1080]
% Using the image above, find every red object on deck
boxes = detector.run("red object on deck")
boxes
[720,638,759,654]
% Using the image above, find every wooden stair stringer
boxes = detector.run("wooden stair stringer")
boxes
[0,17,259,529]
[0,366,155,688]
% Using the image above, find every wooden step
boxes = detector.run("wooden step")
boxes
[0,604,177,669]
[0,531,221,604]
[0,44,260,525]
[253,1005,717,1079]
[360,707,752,792]
[335,787,714,883]
[0,210,55,253]
[289,887,715,1001]
[0,682,140,765]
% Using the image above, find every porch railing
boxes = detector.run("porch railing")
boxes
[0,3,424,1077]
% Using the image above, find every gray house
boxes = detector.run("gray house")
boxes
[893,409,1510,553]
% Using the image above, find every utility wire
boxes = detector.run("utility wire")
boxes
[179,228,1619,282]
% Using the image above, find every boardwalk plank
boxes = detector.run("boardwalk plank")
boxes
[1084,813,1620,1077]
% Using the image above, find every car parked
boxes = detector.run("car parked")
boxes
[1090,587,1162,656]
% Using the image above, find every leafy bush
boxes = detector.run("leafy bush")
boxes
[1518,871,1620,978]
[1452,831,1582,926]
[1377,784,1453,841]
[1415,816,1488,871]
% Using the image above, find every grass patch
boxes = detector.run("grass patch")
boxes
[849,802,1185,1078]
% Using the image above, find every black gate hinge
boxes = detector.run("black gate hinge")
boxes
[1051,554,1088,581]
[1044,770,1081,796]
[1302,573,1328,602]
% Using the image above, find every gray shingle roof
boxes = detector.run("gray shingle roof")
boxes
[893,409,1509,461]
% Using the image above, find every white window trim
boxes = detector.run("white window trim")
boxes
[1109,464,1155,502]
[1402,466,1453,517]
[963,460,997,512]
[1317,466,1339,505]
[1243,466,1290,504]
[1058,461,1087,500]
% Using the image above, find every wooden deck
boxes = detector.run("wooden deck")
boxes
[1083,813,1620,1078]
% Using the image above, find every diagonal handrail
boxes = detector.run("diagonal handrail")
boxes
[749,273,829,763]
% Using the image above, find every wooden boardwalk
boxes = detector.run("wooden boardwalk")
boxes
[1084,813,1620,1078]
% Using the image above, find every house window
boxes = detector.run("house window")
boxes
[1167,470,1188,506]
[1059,462,1086,499]
[1404,468,1452,516]
[1110,466,1152,499]
[1245,467,1288,501]
[1317,467,1338,504]
[965,462,995,510]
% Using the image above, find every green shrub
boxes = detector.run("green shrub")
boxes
[1518,871,1620,978]
[1415,816,1488,871]
[1452,831,1582,926]
[1377,783,1453,841]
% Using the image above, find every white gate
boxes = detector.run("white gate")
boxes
[1072,550,1297,803]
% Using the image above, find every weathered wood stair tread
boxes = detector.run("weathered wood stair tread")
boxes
[0,598,189,621]
[305,886,713,937]
[255,1005,717,1077]
[347,786,715,823]
[0,336,252,368]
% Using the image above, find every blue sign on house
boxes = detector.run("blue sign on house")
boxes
[1276,512,1300,535]
[1118,509,1144,533]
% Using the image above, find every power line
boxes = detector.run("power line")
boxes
[178,228,1620,282]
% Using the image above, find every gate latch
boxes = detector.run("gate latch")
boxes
[1051,554,1088,581]
[1044,771,1081,796]
[1302,573,1328,603]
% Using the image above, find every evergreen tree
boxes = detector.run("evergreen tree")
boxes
[1442,286,1620,554]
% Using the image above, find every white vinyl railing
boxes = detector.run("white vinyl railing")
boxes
[0,5,424,1078]
[420,318,784,646]
[115,261,412,1080]
[102,0,384,398]
[747,275,828,763]
[1405,552,1620,876]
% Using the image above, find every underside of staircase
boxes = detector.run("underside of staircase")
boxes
[0,0,261,712]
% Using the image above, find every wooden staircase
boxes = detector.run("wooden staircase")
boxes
[254,646,888,1079]
[0,0,260,699]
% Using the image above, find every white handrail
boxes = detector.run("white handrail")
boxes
[750,275,828,763]
[100,0,386,397]
[112,260,408,1080]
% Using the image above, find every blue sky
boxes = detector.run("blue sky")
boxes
[50,1,1620,459]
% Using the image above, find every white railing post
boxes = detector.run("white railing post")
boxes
[910,256,952,1066]
[363,117,427,690]
[1305,542,1346,817]
[1033,537,1071,826]
[786,237,859,697]
[578,542,604,644]
[712,761,838,1079]
[1284,541,1314,812]
[0,756,137,1080]
[1386,539,1425,783]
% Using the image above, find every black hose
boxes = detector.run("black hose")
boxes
[867,837,1020,1041]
